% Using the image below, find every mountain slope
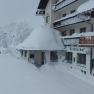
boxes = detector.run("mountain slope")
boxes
[0,22,32,48]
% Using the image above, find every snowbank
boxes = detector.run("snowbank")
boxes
[0,55,94,94]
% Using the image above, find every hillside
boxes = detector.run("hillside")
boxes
[0,22,32,48]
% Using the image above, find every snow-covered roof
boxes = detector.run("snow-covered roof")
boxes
[17,26,64,51]
[77,0,94,13]
[62,32,94,39]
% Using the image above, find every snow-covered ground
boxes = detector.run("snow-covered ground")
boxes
[0,54,94,94]
[54,62,94,86]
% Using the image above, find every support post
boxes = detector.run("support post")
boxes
[58,52,62,62]
[72,52,77,68]
[27,51,30,62]
[45,51,50,63]
[86,50,91,76]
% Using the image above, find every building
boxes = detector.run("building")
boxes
[17,26,64,67]
[36,0,94,76]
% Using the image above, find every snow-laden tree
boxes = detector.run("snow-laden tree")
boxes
[0,22,32,48]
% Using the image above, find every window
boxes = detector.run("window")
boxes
[24,51,27,57]
[77,54,86,65]
[91,59,94,69]
[70,10,76,14]
[61,31,66,36]
[80,27,86,33]
[50,51,58,62]
[91,10,94,18]
[66,52,72,63]
[39,11,45,15]
[53,21,61,27]
[62,13,66,17]
[55,0,59,3]
[70,29,75,35]
[30,54,34,58]
[46,15,50,24]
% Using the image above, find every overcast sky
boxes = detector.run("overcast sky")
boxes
[0,0,44,28]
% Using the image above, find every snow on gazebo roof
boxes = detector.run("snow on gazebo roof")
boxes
[17,26,64,51]
[77,0,94,13]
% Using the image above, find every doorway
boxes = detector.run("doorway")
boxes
[50,51,58,62]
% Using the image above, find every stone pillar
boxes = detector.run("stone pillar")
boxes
[27,51,30,62]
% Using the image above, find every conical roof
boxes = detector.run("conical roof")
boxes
[17,26,64,51]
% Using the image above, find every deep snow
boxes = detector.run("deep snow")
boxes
[0,54,94,94]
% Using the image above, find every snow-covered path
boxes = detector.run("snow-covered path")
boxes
[0,54,94,94]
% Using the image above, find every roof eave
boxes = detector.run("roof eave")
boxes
[38,0,49,9]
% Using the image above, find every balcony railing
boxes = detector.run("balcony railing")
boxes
[62,37,80,46]
[53,0,78,11]
[53,14,90,28]
[62,33,94,47]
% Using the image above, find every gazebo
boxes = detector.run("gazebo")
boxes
[17,26,65,67]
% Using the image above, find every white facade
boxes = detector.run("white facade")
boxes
[37,0,94,75]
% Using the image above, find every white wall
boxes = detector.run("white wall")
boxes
[45,51,51,63]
